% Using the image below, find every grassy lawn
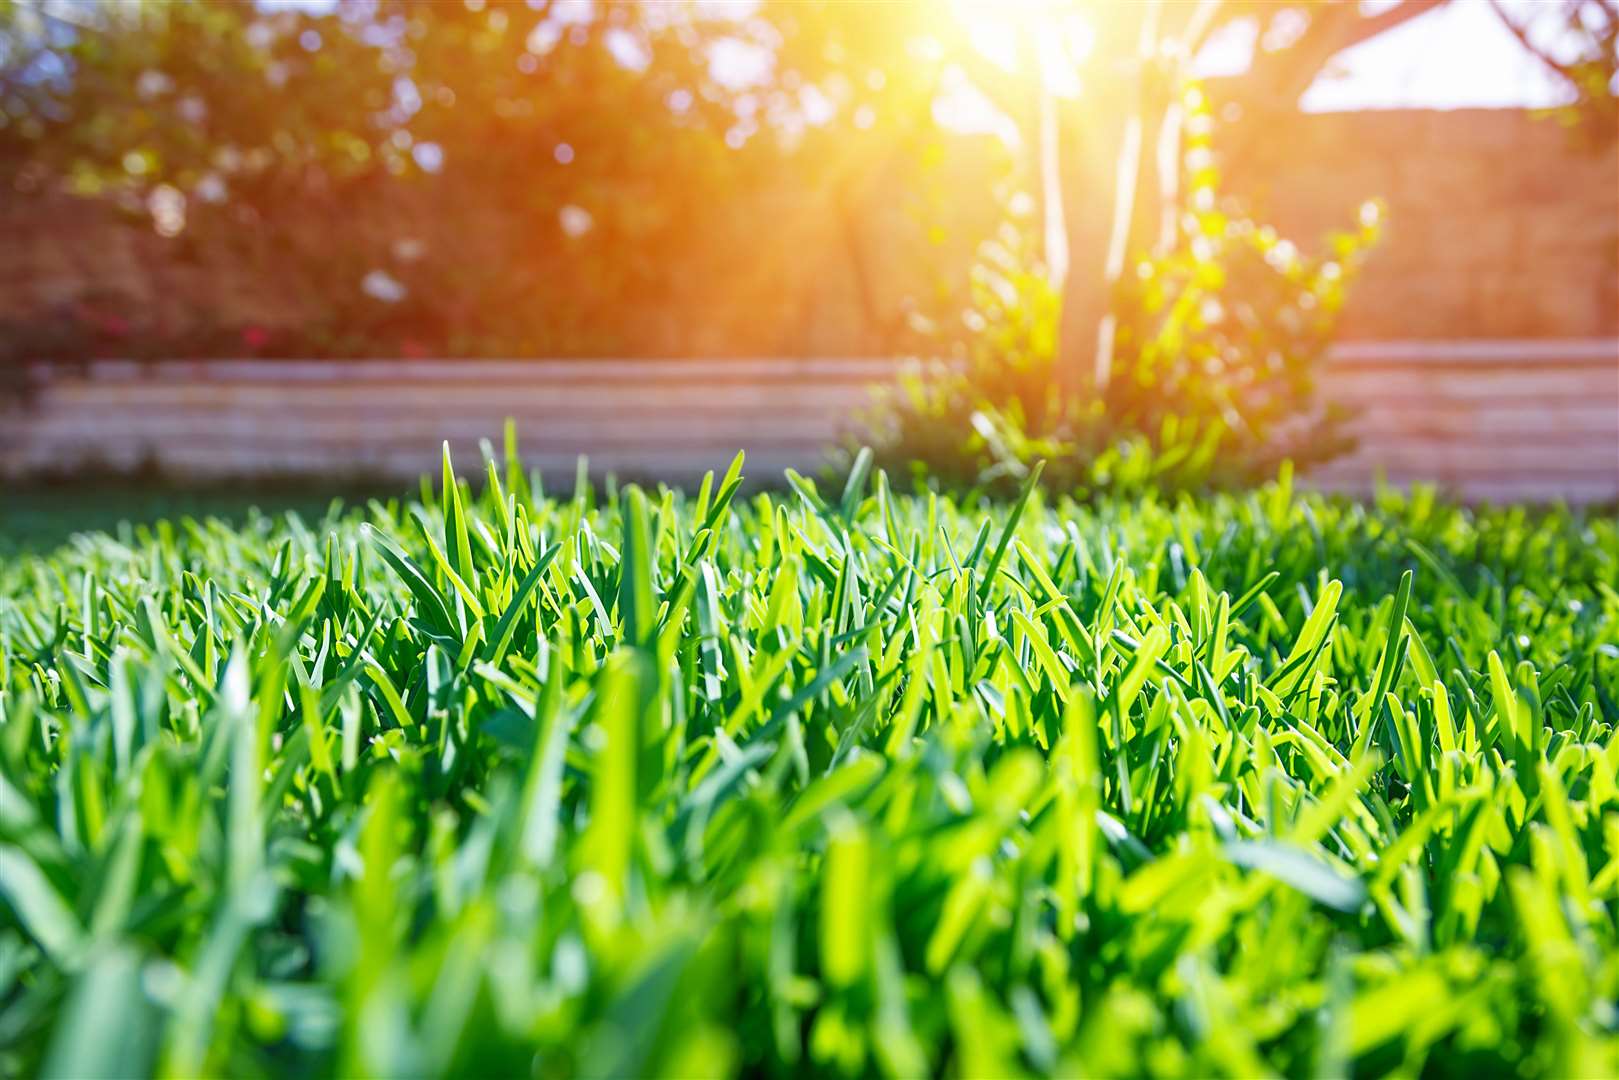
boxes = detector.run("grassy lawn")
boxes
[0,482,401,555]
[1,448,1616,1077]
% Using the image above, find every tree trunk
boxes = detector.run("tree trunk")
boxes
[1051,100,1131,399]
[1051,3,1156,399]
[1047,0,1452,400]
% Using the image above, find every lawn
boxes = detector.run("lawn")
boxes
[2,446,1616,1077]
[0,482,397,556]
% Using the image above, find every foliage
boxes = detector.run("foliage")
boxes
[2,438,1618,1077]
[0,0,1008,361]
[0,0,760,356]
[864,86,1380,497]
[1485,0,1619,145]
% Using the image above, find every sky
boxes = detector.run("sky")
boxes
[1292,0,1579,111]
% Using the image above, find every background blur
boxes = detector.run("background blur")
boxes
[1,0,1615,538]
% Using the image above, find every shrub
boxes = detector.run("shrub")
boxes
[1,442,1617,1076]
[863,89,1380,497]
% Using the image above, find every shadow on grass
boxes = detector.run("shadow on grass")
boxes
[1,476,407,555]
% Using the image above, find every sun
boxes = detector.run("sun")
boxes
[945,0,1096,94]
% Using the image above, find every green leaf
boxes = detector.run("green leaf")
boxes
[1225,839,1366,912]
[0,845,84,964]
[619,486,657,650]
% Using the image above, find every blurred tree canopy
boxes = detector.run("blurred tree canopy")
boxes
[0,0,1613,366]
[0,0,1013,357]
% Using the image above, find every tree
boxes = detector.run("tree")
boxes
[1000,0,1619,397]
[0,0,826,355]
[691,0,1619,394]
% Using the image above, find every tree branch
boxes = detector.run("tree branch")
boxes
[1487,0,1580,86]
[1332,0,1450,52]
[1214,0,1451,112]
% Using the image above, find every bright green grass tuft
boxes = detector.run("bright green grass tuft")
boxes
[2,444,1617,1078]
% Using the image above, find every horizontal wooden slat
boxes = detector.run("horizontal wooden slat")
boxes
[12,410,864,444]
[1344,405,1618,439]
[1329,339,1618,364]
[40,381,880,412]
[35,339,1614,378]
[45,357,905,385]
[1316,442,1618,472]
[1323,370,1617,402]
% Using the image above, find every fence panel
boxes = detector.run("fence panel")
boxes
[3,341,1614,502]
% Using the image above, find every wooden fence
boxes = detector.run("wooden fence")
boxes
[3,339,1615,503]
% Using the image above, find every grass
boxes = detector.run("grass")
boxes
[0,481,395,555]
[2,440,1617,1077]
